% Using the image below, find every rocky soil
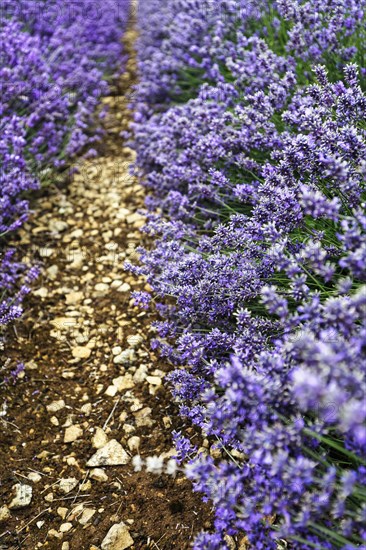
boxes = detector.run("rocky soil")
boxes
[0,26,213,550]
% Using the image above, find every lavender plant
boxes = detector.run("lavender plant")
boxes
[130,1,366,548]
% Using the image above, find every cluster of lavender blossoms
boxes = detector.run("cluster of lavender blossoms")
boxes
[130,1,366,548]
[0,2,130,352]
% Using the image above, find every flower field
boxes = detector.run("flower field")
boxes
[130,1,366,548]
[1,0,366,548]
[0,1,129,337]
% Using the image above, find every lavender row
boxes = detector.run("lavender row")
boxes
[130,1,366,548]
[0,1,130,338]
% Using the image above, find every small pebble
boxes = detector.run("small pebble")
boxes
[47,399,66,413]
[72,346,91,359]
[28,472,42,483]
[92,427,109,450]
[0,506,11,522]
[64,425,83,443]
[127,436,140,452]
[90,468,109,482]
[57,507,68,520]
[59,478,78,494]
[116,282,131,293]
[9,484,32,509]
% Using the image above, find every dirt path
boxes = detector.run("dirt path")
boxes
[0,26,211,550]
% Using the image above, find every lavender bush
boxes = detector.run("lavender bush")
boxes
[0,2,130,355]
[130,1,366,548]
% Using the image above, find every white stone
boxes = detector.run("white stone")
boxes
[40,247,54,258]
[79,508,96,526]
[92,428,109,450]
[72,346,91,359]
[81,403,92,416]
[146,376,162,386]
[101,522,134,550]
[105,385,118,397]
[86,440,129,467]
[116,208,131,220]
[123,424,135,435]
[127,436,140,453]
[112,374,134,391]
[80,480,92,492]
[49,220,68,233]
[46,265,59,280]
[90,468,109,482]
[59,478,79,494]
[163,416,172,429]
[126,213,145,225]
[113,349,135,365]
[63,414,75,428]
[64,425,83,443]
[126,334,144,348]
[62,371,75,380]
[57,507,68,520]
[9,484,32,509]
[66,291,84,305]
[116,283,131,293]
[48,529,62,539]
[134,407,154,428]
[130,399,143,412]
[111,280,123,289]
[224,535,236,550]
[34,287,48,298]
[28,472,42,483]
[69,255,84,269]
[94,283,109,293]
[0,506,10,522]
[133,364,148,383]
[46,399,66,413]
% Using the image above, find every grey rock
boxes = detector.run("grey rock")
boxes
[9,484,32,509]
[59,478,79,494]
[113,349,135,365]
[92,427,109,449]
[90,468,109,482]
[86,439,129,467]
[101,522,134,550]
[64,424,83,443]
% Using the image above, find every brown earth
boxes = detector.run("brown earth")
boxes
[0,24,215,550]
